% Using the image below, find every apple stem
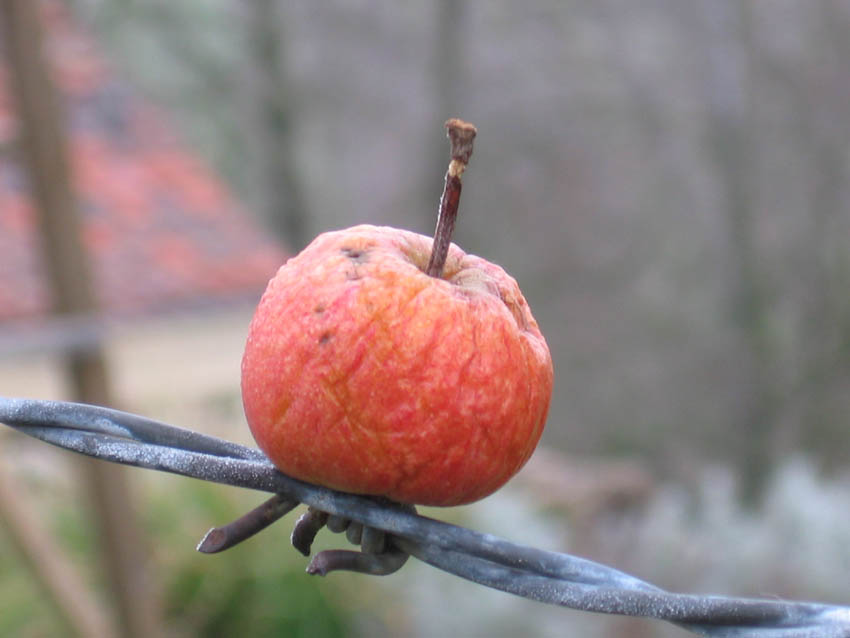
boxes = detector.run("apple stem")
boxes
[425,118,477,278]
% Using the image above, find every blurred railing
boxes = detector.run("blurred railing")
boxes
[1,397,849,638]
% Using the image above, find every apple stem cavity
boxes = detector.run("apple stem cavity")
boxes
[425,118,477,279]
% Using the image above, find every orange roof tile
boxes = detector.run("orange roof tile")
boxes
[0,2,286,321]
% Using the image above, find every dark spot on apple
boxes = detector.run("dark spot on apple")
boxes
[314,303,326,314]
[319,331,332,345]
[341,247,369,263]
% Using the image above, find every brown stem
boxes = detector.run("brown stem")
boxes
[425,118,477,278]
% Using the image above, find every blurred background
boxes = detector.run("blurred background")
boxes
[1,1,849,636]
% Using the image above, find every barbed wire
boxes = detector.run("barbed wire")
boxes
[1,397,848,637]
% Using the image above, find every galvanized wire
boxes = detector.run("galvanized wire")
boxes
[1,397,848,637]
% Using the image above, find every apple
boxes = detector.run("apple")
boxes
[241,120,553,506]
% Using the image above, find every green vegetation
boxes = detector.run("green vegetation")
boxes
[0,471,359,637]
[151,481,353,638]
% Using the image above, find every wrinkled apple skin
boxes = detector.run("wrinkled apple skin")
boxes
[241,225,553,506]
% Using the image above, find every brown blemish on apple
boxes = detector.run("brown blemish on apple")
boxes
[341,247,369,263]
[319,331,333,345]
[314,303,326,314]
[342,246,369,280]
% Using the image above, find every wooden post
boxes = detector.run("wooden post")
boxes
[0,2,162,636]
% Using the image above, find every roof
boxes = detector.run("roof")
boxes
[0,2,286,321]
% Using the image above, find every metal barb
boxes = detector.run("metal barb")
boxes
[2,397,850,638]
[291,507,329,556]
[197,493,299,553]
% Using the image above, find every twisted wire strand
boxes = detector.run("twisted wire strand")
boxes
[1,397,848,638]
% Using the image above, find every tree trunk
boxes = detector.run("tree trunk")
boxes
[245,0,309,250]
[0,2,163,635]
[700,1,776,504]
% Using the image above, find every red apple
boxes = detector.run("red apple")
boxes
[241,224,553,506]
[242,119,552,507]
